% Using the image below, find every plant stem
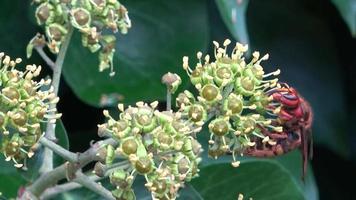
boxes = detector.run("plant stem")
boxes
[40,26,73,174]
[74,171,115,200]
[166,87,172,111]
[41,161,130,199]
[22,138,117,198]
[39,137,77,163]
[35,47,55,70]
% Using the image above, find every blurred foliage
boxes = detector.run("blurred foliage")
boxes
[331,0,356,36]
[0,0,354,199]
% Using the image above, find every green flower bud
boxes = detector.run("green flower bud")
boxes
[223,93,244,115]
[110,169,129,188]
[46,23,68,42]
[132,106,157,133]
[235,76,255,96]
[121,137,138,156]
[187,104,206,123]
[135,156,153,174]
[161,72,182,94]
[209,118,230,137]
[200,84,220,102]
[35,3,54,25]
[214,66,233,86]
[71,8,91,28]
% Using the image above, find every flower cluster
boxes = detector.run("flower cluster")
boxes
[0,53,60,168]
[178,40,284,166]
[28,0,131,75]
[98,101,202,199]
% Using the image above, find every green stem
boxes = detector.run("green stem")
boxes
[166,87,172,111]
[40,26,74,174]
[39,137,77,163]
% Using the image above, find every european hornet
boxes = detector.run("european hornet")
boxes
[245,84,313,180]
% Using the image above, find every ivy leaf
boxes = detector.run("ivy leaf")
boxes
[195,127,318,200]
[215,0,250,45]
[0,159,25,198]
[331,0,356,36]
[191,161,304,200]
[62,0,209,107]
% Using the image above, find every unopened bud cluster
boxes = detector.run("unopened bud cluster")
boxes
[0,53,60,168]
[28,0,131,76]
[179,40,284,166]
[98,101,202,199]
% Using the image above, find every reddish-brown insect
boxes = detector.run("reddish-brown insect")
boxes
[245,84,313,180]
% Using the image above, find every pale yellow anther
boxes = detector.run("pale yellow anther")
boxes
[238,194,244,200]
[234,130,241,135]
[204,55,210,63]
[274,126,283,132]
[248,104,257,110]
[103,110,110,117]
[273,69,281,76]
[247,141,256,146]
[273,107,281,114]
[262,136,270,143]
[118,103,124,112]
[268,140,277,145]
[28,151,35,158]
[9,61,16,67]
[261,53,269,60]
[3,56,10,65]
[14,163,24,168]
[231,161,240,168]
[34,65,42,77]
[15,58,22,64]
[252,51,260,60]
[150,101,158,109]
[136,101,144,107]
[263,119,272,125]
[208,139,214,144]
[223,39,231,46]
[197,51,202,59]
[213,41,219,48]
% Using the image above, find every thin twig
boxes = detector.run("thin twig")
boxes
[39,137,77,163]
[35,47,55,70]
[40,26,74,174]
[21,138,117,199]
[74,171,115,200]
[41,161,130,199]
[166,87,172,111]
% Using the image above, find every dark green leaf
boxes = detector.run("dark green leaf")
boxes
[191,161,304,200]
[54,120,70,167]
[62,0,209,107]
[0,159,25,198]
[215,0,250,45]
[196,127,318,200]
[331,0,356,36]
